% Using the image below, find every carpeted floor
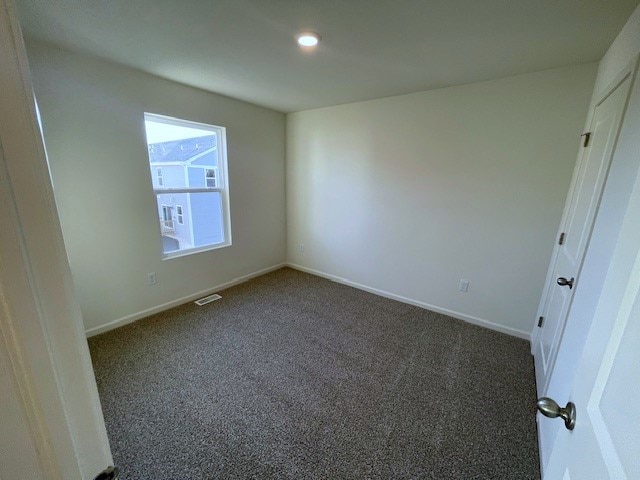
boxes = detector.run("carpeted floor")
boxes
[89,268,540,479]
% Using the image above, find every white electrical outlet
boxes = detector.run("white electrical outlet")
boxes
[148,272,157,285]
[458,279,469,292]
[299,243,305,253]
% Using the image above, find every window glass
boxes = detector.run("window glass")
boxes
[144,113,231,257]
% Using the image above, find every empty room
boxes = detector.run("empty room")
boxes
[2,1,640,479]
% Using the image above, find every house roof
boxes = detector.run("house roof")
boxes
[148,135,216,163]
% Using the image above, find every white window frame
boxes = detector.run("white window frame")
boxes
[156,167,163,186]
[144,112,232,259]
[176,205,184,224]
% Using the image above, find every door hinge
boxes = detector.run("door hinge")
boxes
[581,132,591,147]
[558,232,566,245]
[537,316,545,328]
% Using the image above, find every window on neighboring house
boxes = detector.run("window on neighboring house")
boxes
[205,168,217,188]
[144,113,231,258]
[161,205,173,222]
[160,205,174,235]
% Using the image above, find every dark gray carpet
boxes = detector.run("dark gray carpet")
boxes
[89,267,540,479]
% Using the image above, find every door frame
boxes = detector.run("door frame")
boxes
[530,55,640,395]
[0,0,112,478]
[536,53,640,476]
[544,84,640,479]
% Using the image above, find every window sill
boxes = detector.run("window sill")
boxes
[162,241,232,260]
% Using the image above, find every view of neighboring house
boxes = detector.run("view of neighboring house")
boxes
[148,134,224,254]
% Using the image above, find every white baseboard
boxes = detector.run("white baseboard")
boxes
[287,262,531,341]
[86,261,531,341]
[85,263,287,337]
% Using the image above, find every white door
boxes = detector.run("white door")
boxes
[542,144,640,480]
[0,0,113,478]
[0,343,46,480]
[532,66,634,394]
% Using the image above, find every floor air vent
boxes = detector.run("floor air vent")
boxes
[194,294,222,306]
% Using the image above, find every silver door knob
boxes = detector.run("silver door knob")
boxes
[556,277,574,289]
[536,397,576,430]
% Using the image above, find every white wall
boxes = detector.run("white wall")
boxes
[26,40,286,334]
[287,64,597,338]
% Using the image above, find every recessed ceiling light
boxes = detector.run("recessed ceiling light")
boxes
[296,32,321,48]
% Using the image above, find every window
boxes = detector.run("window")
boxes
[144,113,231,258]
[161,205,173,222]
[205,168,217,188]
[160,205,174,235]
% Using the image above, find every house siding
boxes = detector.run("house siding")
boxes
[187,167,206,188]
[190,192,224,246]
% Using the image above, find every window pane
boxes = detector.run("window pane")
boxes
[156,192,224,255]
[144,113,230,257]
[146,120,217,190]
[189,192,224,247]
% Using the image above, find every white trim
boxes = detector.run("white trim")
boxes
[216,127,232,246]
[86,260,530,340]
[287,263,531,341]
[85,263,286,337]
[154,187,224,194]
[150,161,186,167]
[161,238,231,260]
[144,112,220,133]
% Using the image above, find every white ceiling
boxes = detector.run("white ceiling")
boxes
[16,0,639,112]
